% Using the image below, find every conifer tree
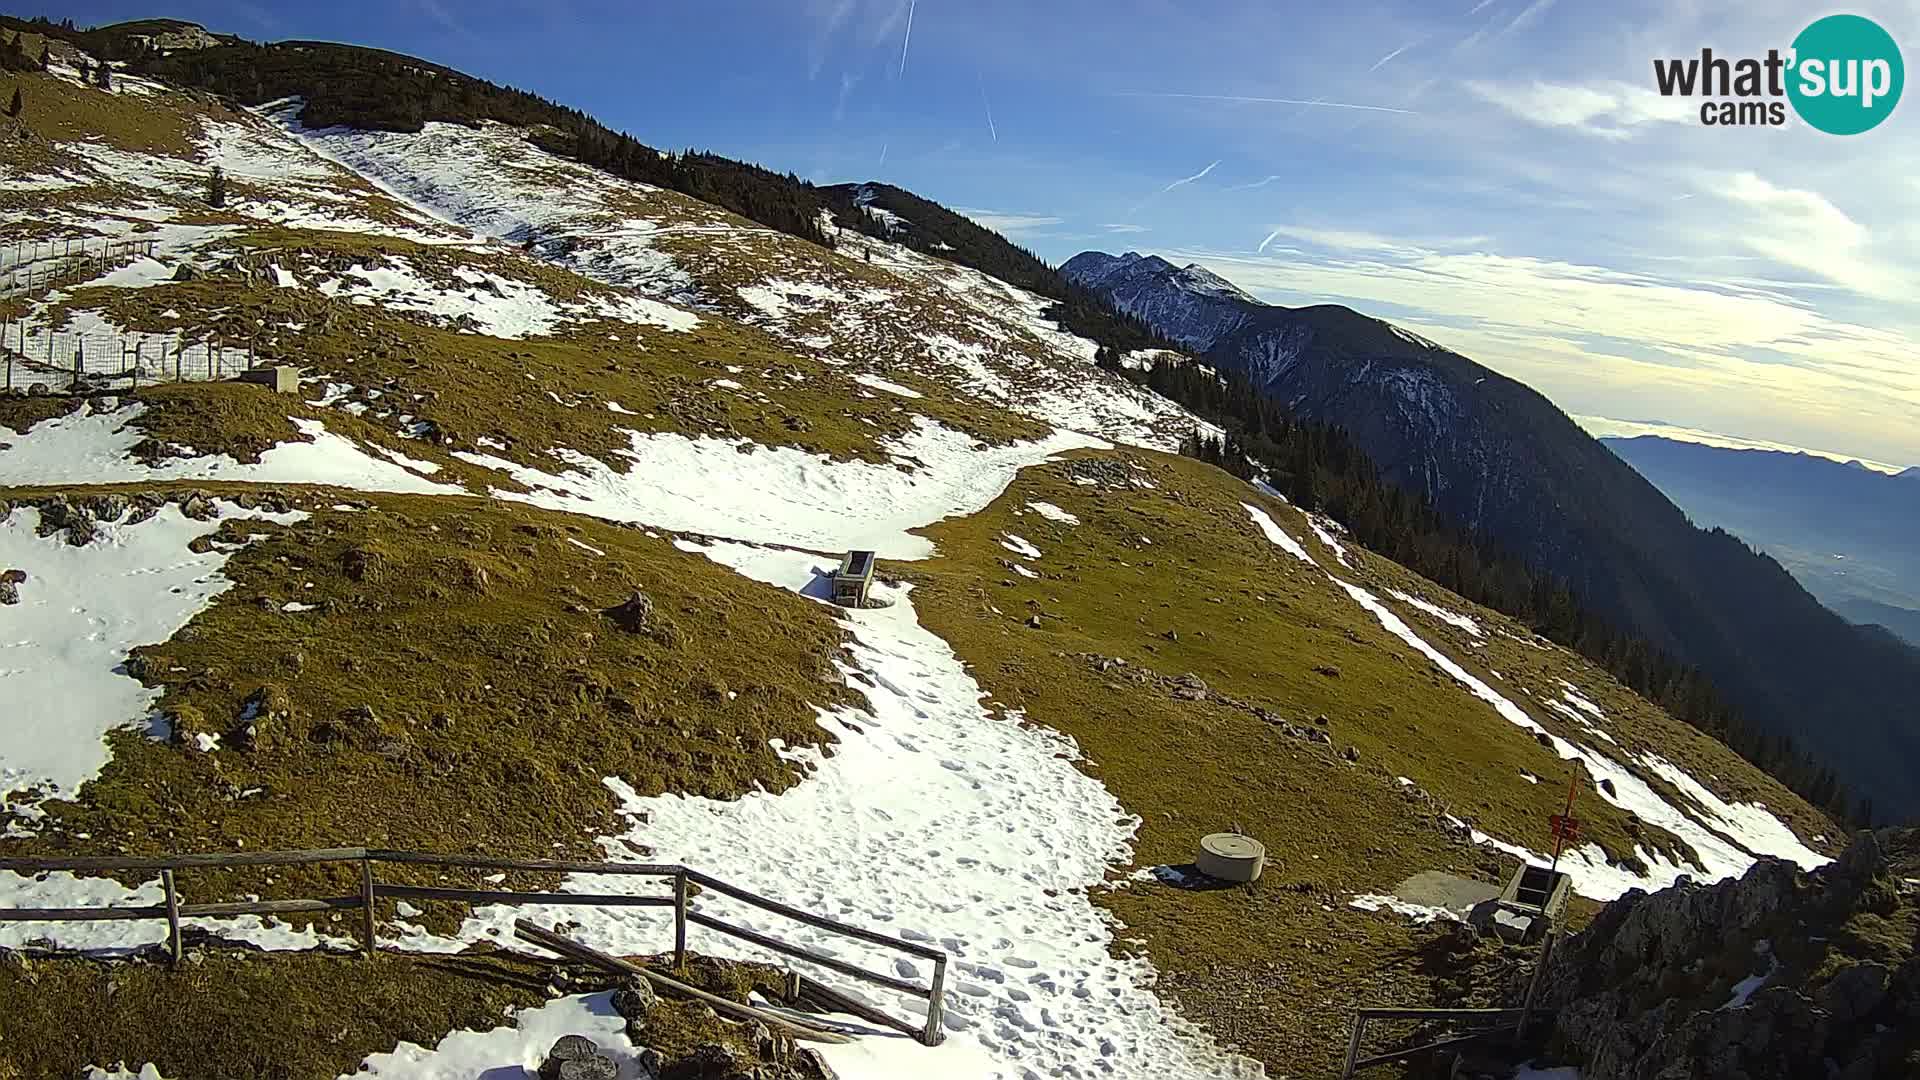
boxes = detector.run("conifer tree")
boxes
[208,165,227,208]
[94,62,113,90]
[7,86,21,119]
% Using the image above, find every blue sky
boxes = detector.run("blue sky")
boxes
[42,0,1920,467]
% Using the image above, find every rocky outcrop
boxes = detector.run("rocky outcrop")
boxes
[1520,828,1919,1079]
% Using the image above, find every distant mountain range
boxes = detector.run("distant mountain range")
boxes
[1062,250,1920,820]
[1603,435,1920,648]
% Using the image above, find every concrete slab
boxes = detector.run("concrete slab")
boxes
[1393,870,1502,916]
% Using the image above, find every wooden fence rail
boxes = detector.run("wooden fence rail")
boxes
[1340,1006,1552,1078]
[0,847,947,1048]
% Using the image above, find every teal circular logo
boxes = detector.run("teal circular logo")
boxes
[1788,14,1903,134]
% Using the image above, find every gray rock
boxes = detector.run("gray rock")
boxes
[1171,673,1207,700]
[538,1035,616,1080]
[84,493,129,523]
[612,975,659,1019]
[603,590,655,632]
[64,513,98,547]
[0,580,16,606]
[1818,963,1890,1028]
[795,1047,839,1079]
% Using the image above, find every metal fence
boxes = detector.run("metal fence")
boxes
[0,322,259,393]
[0,847,949,1047]
[0,238,158,296]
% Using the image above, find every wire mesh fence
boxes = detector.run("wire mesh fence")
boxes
[0,322,258,394]
[0,238,160,296]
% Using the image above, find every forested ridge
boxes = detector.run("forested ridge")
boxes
[824,182,1179,355]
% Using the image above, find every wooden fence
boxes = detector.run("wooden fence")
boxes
[1339,1005,1553,1077]
[0,847,949,1048]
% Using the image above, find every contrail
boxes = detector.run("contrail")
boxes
[897,0,916,78]
[978,72,997,142]
[1368,45,1409,72]
[1257,228,1284,253]
[1466,0,1495,13]
[1116,91,1417,115]
[1229,174,1283,191]
[1159,158,1220,194]
[1128,159,1221,214]
[879,141,888,168]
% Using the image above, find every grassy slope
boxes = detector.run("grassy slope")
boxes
[905,448,1833,1076]
[0,58,1837,1080]
[1,489,856,919]
[0,947,791,1079]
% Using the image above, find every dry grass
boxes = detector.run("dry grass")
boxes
[903,448,1830,1076]
[2,489,855,920]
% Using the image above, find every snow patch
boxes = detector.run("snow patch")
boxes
[453,418,1104,559]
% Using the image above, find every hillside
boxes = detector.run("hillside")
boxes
[0,21,1844,1080]
[1062,250,1920,822]
[1603,435,1920,649]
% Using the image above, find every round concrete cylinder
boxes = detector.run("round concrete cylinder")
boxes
[1196,833,1266,883]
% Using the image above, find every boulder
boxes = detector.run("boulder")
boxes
[612,975,659,1020]
[538,1035,617,1080]
[603,590,655,633]
[179,492,217,521]
[1819,962,1890,1028]
[84,493,129,522]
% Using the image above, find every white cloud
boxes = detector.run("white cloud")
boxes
[1716,172,1907,300]
[954,207,1064,236]
[1101,223,1149,233]
[1466,79,1695,138]
[1169,244,1920,466]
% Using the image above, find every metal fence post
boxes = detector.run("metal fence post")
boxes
[161,868,183,966]
[361,857,377,957]
[672,869,688,970]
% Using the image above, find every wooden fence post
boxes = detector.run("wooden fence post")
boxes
[672,869,688,970]
[922,954,947,1046]
[161,868,183,966]
[1342,1013,1365,1079]
[360,857,377,958]
[1517,924,1559,1038]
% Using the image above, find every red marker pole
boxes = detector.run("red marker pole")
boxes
[1548,776,1577,876]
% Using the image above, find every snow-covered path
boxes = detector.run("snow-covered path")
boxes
[423,540,1261,1079]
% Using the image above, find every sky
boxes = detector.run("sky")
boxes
[41,0,1920,468]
